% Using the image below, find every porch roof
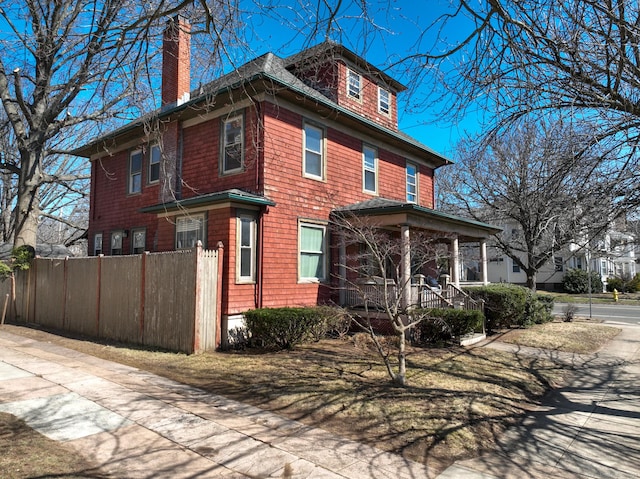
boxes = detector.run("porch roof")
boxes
[139,189,275,215]
[334,198,502,241]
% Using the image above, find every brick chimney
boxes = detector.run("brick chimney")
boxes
[162,15,191,108]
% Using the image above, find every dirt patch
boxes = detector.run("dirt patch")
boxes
[0,412,106,479]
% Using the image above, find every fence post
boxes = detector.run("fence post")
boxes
[96,254,103,336]
[193,241,203,353]
[62,257,69,329]
[140,252,147,343]
[215,241,224,349]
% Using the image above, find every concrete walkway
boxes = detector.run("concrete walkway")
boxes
[0,328,433,479]
[437,322,640,479]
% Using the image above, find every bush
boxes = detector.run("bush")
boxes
[465,284,529,331]
[533,294,555,324]
[243,306,349,350]
[606,273,640,293]
[411,308,485,345]
[524,291,554,326]
[563,268,603,294]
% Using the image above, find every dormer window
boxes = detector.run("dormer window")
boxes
[347,69,361,100]
[378,87,390,115]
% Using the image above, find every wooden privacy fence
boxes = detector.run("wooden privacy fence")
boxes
[0,242,223,354]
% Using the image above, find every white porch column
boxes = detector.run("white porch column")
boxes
[480,239,489,285]
[450,236,460,287]
[401,224,412,308]
[338,233,346,306]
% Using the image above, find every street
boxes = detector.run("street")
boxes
[553,302,640,325]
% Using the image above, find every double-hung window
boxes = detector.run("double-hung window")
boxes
[378,87,390,115]
[303,123,324,180]
[132,229,146,254]
[129,150,143,194]
[237,215,256,283]
[176,214,206,249]
[363,145,377,194]
[406,162,418,203]
[221,114,244,174]
[299,222,327,282]
[94,233,102,256]
[148,144,160,183]
[347,69,361,100]
[111,231,123,255]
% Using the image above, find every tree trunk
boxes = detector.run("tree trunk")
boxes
[526,271,537,291]
[394,330,407,386]
[13,149,42,249]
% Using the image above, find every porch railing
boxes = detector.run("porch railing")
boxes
[343,280,483,312]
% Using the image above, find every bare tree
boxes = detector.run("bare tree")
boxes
[407,1,640,202]
[0,0,238,249]
[332,212,449,386]
[439,118,615,290]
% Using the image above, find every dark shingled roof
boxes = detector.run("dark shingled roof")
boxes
[139,188,275,214]
[73,43,450,167]
[334,198,502,234]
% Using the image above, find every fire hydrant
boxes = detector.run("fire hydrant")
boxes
[613,288,619,302]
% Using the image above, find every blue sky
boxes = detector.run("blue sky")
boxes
[235,0,480,157]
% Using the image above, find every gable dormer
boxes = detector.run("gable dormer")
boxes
[285,42,405,131]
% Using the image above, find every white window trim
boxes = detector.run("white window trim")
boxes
[148,144,160,184]
[378,87,390,115]
[347,68,362,100]
[303,122,326,181]
[362,144,378,195]
[406,161,418,203]
[129,149,143,194]
[236,214,257,284]
[220,113,244,175]
[298,220,328,283]
[175,214,206,250]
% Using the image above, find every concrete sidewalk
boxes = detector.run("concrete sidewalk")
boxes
[436,322,640,479]
[0,328,433,479]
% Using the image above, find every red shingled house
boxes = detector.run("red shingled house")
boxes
[75,17,499,340]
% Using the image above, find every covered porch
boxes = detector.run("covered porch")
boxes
[333,199,501,311]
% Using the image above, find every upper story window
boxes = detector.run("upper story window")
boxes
[406,162,418,203]
[94,233,102,256]
[378,87,390,115]
[237,215,257,283]
[363,145,377,194]
[129,150,143,194]
[347,69,361,100]
[299,221,327,282]
[303,123,325,180]
[221,114,244,174]
[111,231,123,255]
[176,214,206,249]
[148,144,160,183]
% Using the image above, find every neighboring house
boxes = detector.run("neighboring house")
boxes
[74,16,499,337]
[484,225,637,291]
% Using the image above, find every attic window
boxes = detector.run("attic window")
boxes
[347,69,361,100]
[378,87,390,115]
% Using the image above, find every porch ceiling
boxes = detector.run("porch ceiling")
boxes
[333,198,501,242]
